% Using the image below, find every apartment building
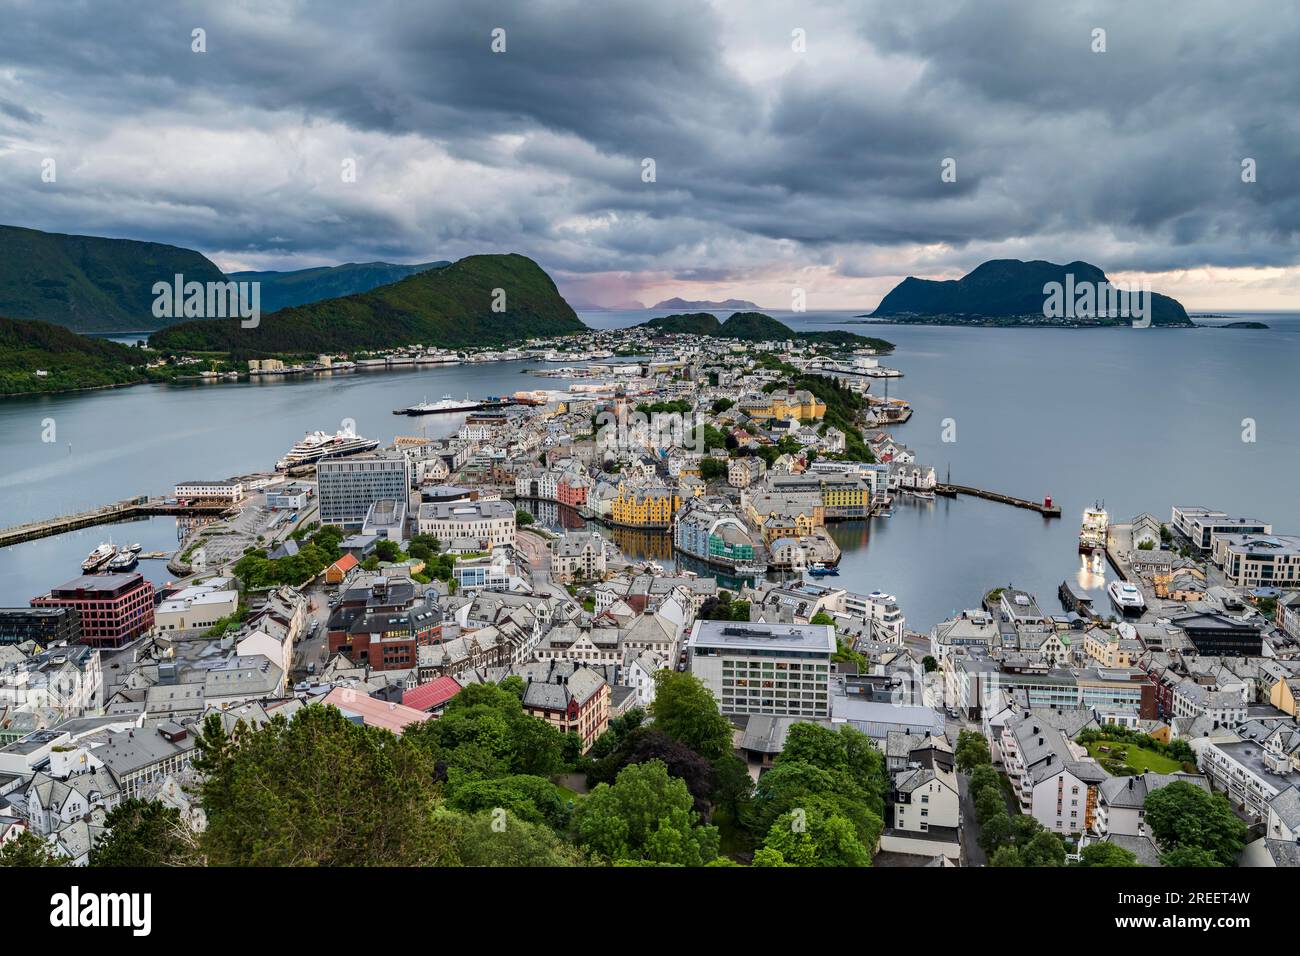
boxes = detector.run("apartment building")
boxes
[31,573,155,650]
[416,500,516,550]
[317,453,412,528]
[687,619,835,719]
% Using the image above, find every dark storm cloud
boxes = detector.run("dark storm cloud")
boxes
[0,0,1296,294]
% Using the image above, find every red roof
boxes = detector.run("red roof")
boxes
[402,675,463,713]
[329,553,359,574]
[321,687,431,734]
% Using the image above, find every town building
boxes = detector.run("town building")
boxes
[317,452,413,528]
[416,500,517,550]
[31,574,155,649]
[687,619,835,719]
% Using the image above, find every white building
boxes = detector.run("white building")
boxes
[154,582,239,633]
[687,619,835,719]
[416,500,517,550]
[174,480,244,502]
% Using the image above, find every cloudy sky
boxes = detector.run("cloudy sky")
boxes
[1,0,1297,309]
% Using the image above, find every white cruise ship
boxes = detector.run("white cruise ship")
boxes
[276,430,380,470]
[1107,580,1146,618]
[1079,503,1109,553]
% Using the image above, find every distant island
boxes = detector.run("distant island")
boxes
[867,259,1192,328]
[640,311,893,352]
[652,297,761,311]
[1217,321,1270,329]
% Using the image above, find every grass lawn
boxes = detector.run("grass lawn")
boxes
[1085,741,1182,775]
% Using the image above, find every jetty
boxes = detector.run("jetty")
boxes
[934,484,1061,517]
[0,496,235,549]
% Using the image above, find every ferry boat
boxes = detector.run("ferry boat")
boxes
[807,562,840,577]
[106,549,139,572]
[81,542,116,572]
[1079,502,1109,554]
[734,564,768,577]
[393,394,515,416]
[1107,580,1146,618]
[276,430,381,470]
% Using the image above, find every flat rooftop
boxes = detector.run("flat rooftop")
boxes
[689,620,836,654]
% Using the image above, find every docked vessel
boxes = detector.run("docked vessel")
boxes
[106,548,138,572]
[276,430,380,471]
[807,562,840,577]
[393,394,516,416]
[1079,502,1109,553]
[126,543,142,553]
[733,564,768,577]
[81,542,116,572]
[1107,580,1146,618]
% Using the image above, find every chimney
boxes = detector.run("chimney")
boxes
[1128,778,1134,790]
[1038,737,1044,746]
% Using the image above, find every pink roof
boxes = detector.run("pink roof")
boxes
[321,686,432,734]
[402,675,463,713]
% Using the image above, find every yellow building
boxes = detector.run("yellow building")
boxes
[1270,678,1300,717]
[611,483,682,528]
[739,389,826,423]
[1082,628,1138,668]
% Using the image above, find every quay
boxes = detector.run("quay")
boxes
[934,483,1061,517]
[0,497,235,549]
[1104,522,1135,581]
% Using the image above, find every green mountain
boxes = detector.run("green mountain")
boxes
[151,253,587,355]
[0,224,228,333]
[229,260,450,312]
[639,311,893,352]
[652,297,760,310]
[871,259,1191,326]
[0,315,149,396]
[642,312,722,334]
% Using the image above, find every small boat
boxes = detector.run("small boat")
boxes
[876,509,893,518]
[106,549,138,572]
[126,543,143,553]
[734,564,768,577]
[81,542,115,572]
[807,562,840,577]
[912,490,936,501]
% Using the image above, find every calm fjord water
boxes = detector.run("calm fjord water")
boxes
[3,311,1297,627]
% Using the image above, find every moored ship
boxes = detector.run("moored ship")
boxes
[393,394,517,416]
[276,430,380,470]
[81,542,116,572]
[1107,580,1146,618]
[1079,502,1108,553]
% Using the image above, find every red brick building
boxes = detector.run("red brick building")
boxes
[32,573,155,649]
[556,474,591,508]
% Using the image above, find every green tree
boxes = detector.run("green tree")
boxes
[761,807,871,867]
[447,775,571,829]
[979,811,1012,854]
[448,809,587,867]
[1076,842,1141,867]
[193,706,454,866]
[989,845,1023,867]
[922,655,938,673]
[1020,830,1066,867]
[809,611,835,626]
[516,509,535,526]
[575,760,719,866]
[90,798,193,867]
[1144,781,1246,866]
[648,670,734,761]
[1160,845,1223,868]
[955,729,992,772]
[0,830,69,867]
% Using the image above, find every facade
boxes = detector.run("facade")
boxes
[551,533,607,583]
[1170,506,1271,554]
[1170,611,1264,656]
[31,574,154,649]
[174,480,244,503]
[416,500,516,550]
[0,607,81,647]
[317,453,413,528]
[517,661,611,753]
[1000,712,1106,836]
[687,619,835,719]
[154,583,239,632]
[610,483,681,529]
[1213,534,1300,588]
